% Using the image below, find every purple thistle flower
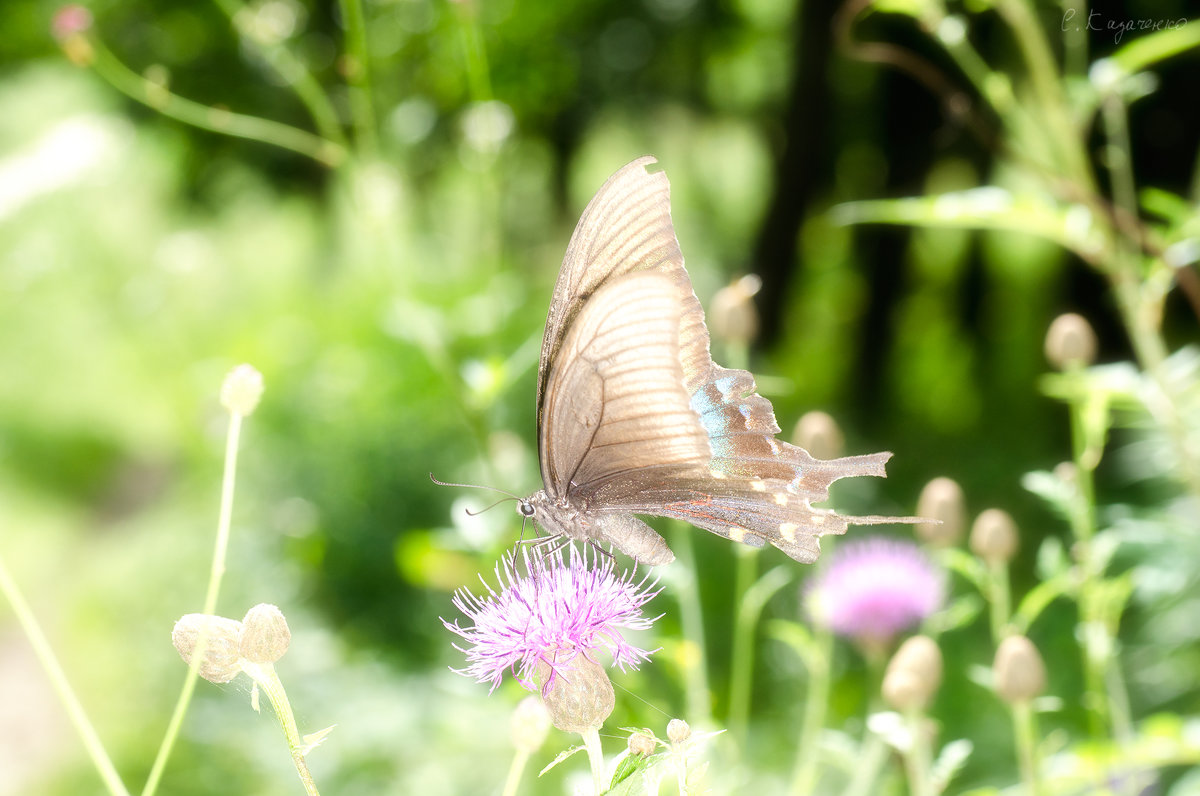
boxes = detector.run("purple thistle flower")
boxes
[805,536,944,644]
[442,548,661,694]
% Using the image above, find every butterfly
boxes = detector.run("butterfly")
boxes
[495,156,911,566]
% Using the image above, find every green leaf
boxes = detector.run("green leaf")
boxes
[831,189,1105,261]
[539,744,585,777]
[1108,22,1200,76]
[300,725,336,755]
[936,547,988,594]
[931,739,973,793]
[1013,573,1074,634]
[605,751,651,793]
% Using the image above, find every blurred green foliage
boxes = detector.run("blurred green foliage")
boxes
[1,0,1198,793]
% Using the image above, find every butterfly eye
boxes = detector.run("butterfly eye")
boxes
[518,501,535,518]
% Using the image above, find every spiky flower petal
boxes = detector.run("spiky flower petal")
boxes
[443,548,660,694]
[806,536,944,644]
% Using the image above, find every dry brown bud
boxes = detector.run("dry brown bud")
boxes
[993,635,1047,704]
[1045,313,1097,370]
[882,635,943,711]
[239,603,291,664]
[969,508,1020,566]
[220,363,264,416]
[628,731,656,757]
[710,274,762,347]
[916,477,966,547]
[791,411,845,460]
[666,718,691,744]
[510,695,552,753]
[539,655,615,733]
[172,614,244,683]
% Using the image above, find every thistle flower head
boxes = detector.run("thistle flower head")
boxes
[443,548,661,695]
[805,537,944,645]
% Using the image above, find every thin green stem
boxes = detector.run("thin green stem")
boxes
[208,0,346,148]
[89,41,344,167]
[902,708,934,796]
[142,411,245,796]
[986,559,1013,643]
[1010,700,1042,796]
[500,749,531,796]
[994,0,1094,188]
[727,544,758,744]
[243,663,321,796]
[838,727,888,796]
[337,0,377,155]
[789,625,832,796]
[0,557,131,796]
[670,523,713,729]
[729,564,793,745]
[580,727,606,796]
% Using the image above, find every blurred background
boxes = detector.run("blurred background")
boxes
[1,0,1197,793]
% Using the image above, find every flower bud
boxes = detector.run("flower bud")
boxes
[628,731,656,757]
[510,695,552,753]
[666,718,691,745]
[710,274,762,347]
[993,635,1046,704]
[915,477,966,548]
[239,603,291,664]
[969,508,1019,566]
[1045,313,1097,369]
[172,614,244,683]
[220,364,264,416]
[539,655,615,733]
[882,635,943,711]
[791,411,844,460]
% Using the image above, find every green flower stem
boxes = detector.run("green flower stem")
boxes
[839,725,888,796]
[337,0,377,155]
[208,0,346,148]
[243,662,321,796]
[143,409,247,796]
[986,559,1013,643]
[0,557,131,796]
[788,625,832,796]
[500,748,531,796]
[88,41,344,167]
[1010,700,1042,796]
[728,563,792,745]
[902,708,934,796]
[993,0,1094,188]
[580,727,606,796]
[670,522,713,730]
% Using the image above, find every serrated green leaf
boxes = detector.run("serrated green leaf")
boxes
[605,751,651,793]
[539,744,585,776]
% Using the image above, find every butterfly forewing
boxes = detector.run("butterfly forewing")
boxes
[540,272,711,499]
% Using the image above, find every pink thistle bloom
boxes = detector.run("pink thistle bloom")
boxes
[52,5,93,40]
[443,548,661,694]
[806,537,944,644]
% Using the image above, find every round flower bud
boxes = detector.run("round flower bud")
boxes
[220,364,264,416]
[791,411,845,460]
[915,477,966,548]
[628,731,656,757]
[1045,313,1097,370]
[882,635,943,711]
[510,695,552,754]
[710,274,762,347]
[969,508,1019,566]
[172,614,244,683]
[239,603,291,664]
[540,655,615,733]
[666,718,691,745]
[993,635,1046,704]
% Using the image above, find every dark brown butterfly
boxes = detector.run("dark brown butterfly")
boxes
[513,156,910,566]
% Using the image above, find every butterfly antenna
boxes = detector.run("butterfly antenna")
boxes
[464,497,516,516]
[428,473,521,501]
